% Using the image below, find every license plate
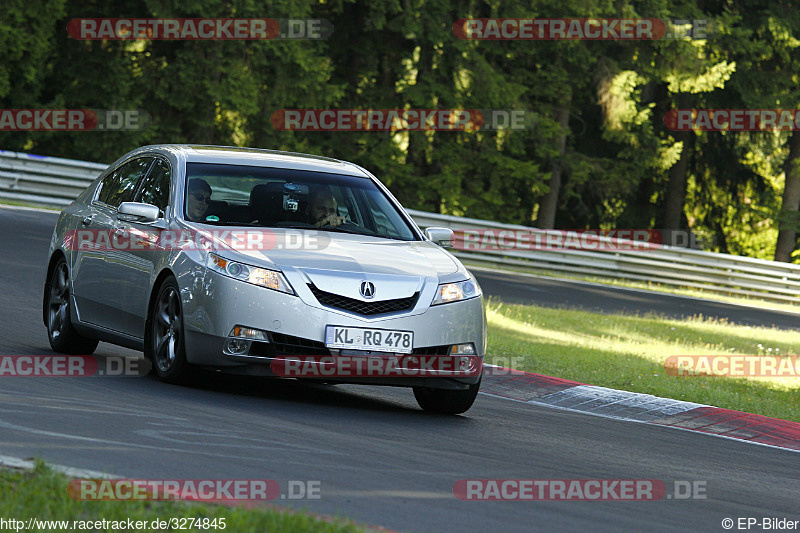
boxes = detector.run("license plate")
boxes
[325,326,413,354]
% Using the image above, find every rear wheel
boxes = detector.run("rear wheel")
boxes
[145,278,194,384]
[45,259,98,355]
[413,379,481,415]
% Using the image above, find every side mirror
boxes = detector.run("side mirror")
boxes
[425,227,454,248]
[118,202,161,224]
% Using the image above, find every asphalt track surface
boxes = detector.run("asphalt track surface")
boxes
[473,268,800,330]
[1,205,798,532]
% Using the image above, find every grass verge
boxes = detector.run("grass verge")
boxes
[486,300,800,423]
[0,461,365,533]
[0,199,60,211]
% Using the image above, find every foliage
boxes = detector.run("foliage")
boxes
[2,0,800,259]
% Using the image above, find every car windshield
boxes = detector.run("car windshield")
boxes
[184,163,418,241]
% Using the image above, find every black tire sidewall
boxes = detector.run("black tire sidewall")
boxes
[45,258,98,355]
[414,379,481,415]
[147,278,192,383]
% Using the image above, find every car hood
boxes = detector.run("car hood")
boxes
[231,235,460,301]
[238,234,459,277]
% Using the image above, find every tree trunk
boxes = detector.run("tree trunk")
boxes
[663,95,692,230]
[664,129,691,230]
[536,91,571,229]
[774,130,800,262]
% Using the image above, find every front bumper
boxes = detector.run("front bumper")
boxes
[180,269,486,387]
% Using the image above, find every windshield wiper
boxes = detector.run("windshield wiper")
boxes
[199,220,260,226]
[316,225,381,237]
[270,222,314,229]
[202,220,412,240]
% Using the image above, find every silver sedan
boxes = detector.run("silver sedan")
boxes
[43,145,486,413]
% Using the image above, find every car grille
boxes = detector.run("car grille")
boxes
[248,333,450,359]
[308,284,419,316]
[249,332,331,357]
[411,345,451,356]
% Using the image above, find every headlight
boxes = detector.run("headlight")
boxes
[431,277,482,305]
[208,253,295,295]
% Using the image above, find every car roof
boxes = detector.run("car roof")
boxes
[144,144,371,177]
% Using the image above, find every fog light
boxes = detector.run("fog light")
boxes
[450,343,476,355]
[225,338,250,355]
[456,356,470,370]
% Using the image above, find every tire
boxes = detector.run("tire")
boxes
[45,258,98,355]
[145,277,194,384]
[413,379,481,415]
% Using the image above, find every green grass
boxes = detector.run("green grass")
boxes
[0,199,61,211]
[0,461,366,533]
[486,300,800,422]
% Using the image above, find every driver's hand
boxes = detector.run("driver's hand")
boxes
[313,214,347,227]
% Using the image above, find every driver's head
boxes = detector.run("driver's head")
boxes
[307,188,338,224]
[186,179,211,221]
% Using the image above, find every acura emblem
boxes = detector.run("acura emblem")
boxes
[360,281,375,299]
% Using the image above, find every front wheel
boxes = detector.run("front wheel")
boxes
[145,278,194,384]
[413,379,481,415]
[45,258,98,355]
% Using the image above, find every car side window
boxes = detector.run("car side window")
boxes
[95,170,119,205]
[97,157,154,208]
[134,158,171,214]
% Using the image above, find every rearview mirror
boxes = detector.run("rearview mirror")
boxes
[118,202,161,223]
[425,227,454,248]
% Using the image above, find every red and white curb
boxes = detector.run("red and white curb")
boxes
[481,365,800,453]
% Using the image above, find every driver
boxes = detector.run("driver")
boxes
[186,179,212,222]
[307,188,347,227]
